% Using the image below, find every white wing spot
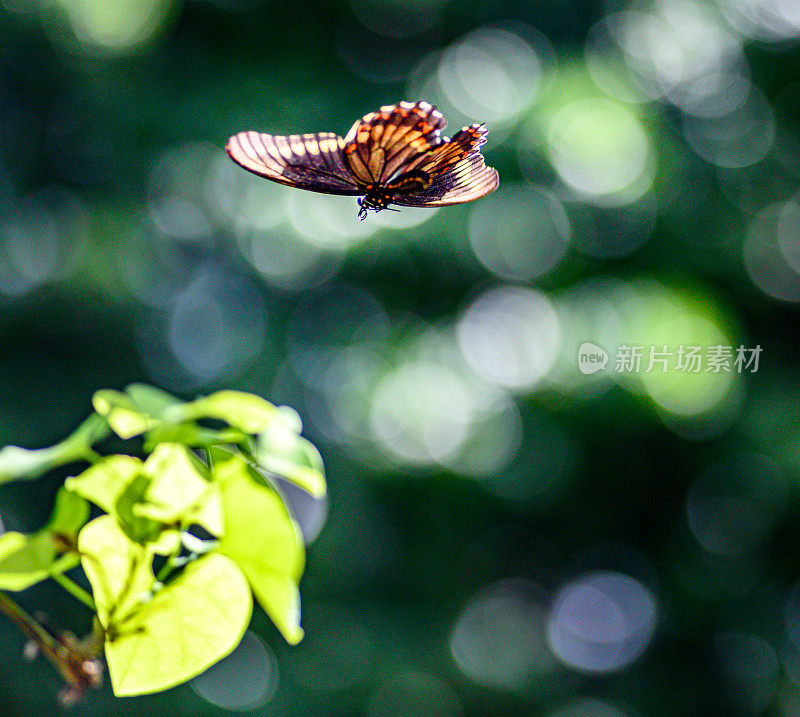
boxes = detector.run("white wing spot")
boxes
[289,135,306,155]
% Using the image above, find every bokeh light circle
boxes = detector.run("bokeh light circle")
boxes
[288,192,376,249]
[546,571,657,673]
[190,630,278,710]
[49,0,177,54]
[457,286,561,391]
[718,0,800,41]
[468,184,570,280]
[744,202,800,302]
[286,284,389,391]
[683,86,775,168]
[450,579,557,689]
[686,452,787,556]
[546,698,630,717]
[0,187,86,297]
[274,476,329,545]
[406,24,553,136]
[712,631,779,714]
[597,279,740,422]
[167,269,266,384]
[369,361,473,464]
[610,4,743,103]
[547,98,655,205]
[437,28,542,123]
[350,0,445,40]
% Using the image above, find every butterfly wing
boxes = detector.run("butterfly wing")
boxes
[226,106,498,207]
[342,101,447,185]
[392,124,499,207]
[225,131,362,195]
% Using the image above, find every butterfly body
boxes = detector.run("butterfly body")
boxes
[226,101,498,220]
[358,170,433,218]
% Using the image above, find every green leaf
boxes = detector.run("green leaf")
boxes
[93,385,185,440]
[0,533,43,590]
[142,423,248,452]
[64,413,112,451]
[256,424,327,497]
[124,383,182,416]
[0,414,110,484]
[78,515,155,627]
[275,405,303,434]
[93,389,160,439]
[79,515,251,696]
[179,391,284,434]
[49,486,90,539]
[65,455,143,515]
[137,444,223,537]
[106,553,251,696]
[115,474,165,544]
[215,454,305,644]
[66,455,161,544]
[66,449,220,543]
[0,488,89,590]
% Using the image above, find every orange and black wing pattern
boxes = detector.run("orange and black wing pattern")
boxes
[225,131,362,195]
[341,100,447,185]
[392,123,499,207]
[226,101,499,212]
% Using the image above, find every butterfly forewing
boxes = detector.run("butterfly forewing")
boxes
[343,101,446,184]
[226,131,361,195]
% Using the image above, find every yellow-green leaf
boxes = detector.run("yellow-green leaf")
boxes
[181,391,283,434]
[215,455,305,644]
[257,425,327,497]
[93,390,159,439]
[78,515,155,627]
[0,488,89,590]
[137,444,222,536]
[0,415,110,485]
[65,455,143,515]
[79,515,250,695]
[104,552,251,696]
[124,383,182,416]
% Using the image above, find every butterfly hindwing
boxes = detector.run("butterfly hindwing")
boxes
[342,101,447,185]
[225,131,361,195]
[392,124,499,207]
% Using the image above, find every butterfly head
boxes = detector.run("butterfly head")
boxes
[357,190,395,220]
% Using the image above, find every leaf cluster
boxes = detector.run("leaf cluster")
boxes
[0,385,326,696]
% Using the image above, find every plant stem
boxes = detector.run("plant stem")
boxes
[81,448,103,464]
[0,590,104,702]
[0,590,57,648]
[50,572,96,612]
[156,540,183,582]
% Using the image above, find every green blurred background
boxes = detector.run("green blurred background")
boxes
[2,0,800,714]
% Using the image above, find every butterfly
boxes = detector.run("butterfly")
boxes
[226,101,499,220]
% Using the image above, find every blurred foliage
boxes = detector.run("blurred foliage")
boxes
[0,386,321,699]
[2,0,800,714]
